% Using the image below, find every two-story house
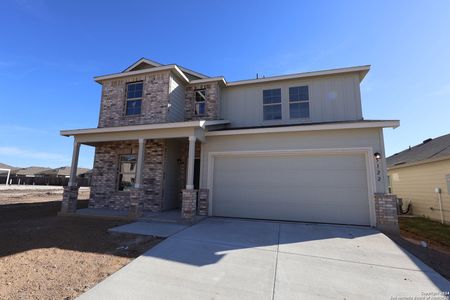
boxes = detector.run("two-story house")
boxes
[60,58,399,232]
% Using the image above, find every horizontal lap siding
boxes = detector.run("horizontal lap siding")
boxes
[389,160,450,223]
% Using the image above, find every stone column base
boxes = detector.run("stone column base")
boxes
[61,186,79,213]
[128,188,144,218]
[182,189,198,220]
[374,193,399,235]
[198,189,209,216]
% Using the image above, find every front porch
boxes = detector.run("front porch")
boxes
[60,120,228,221]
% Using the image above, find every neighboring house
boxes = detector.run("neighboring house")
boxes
[387,134,450,224]
[39,167,91,179]
[0,163,17,170]
[60,58,399,231]
[14,167,51,178]
[0,163,17,185]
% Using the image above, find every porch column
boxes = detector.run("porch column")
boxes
[61,139,80,213]
[182,136,197,220]
[186,136,196,190]
[68,140,80,187]
[135,138,145,188]
[128,138,145,218]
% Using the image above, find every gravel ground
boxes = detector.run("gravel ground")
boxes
[0,191,162,300]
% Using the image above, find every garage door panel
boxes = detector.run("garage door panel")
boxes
[212,153,370,225]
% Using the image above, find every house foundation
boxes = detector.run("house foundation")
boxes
[61,186,79,213]
[181,189,197,220]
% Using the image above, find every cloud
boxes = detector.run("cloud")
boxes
[0,125,51,135]
[0,146,68,162]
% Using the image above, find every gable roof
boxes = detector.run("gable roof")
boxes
[123,58,162,72]
[95,58,370,87]
[0,163,17,170]
[122,58,209,80]
[387,133,450,168]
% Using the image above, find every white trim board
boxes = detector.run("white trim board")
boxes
[205,120,400,137]
[206,147,377,227]
[60,120,230,136]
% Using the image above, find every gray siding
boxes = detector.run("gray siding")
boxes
[168,75,185,122]
[201,128,386,194]
[220,74,363,128]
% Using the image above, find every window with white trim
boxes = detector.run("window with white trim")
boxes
[125,82,143,115]
[117,154,137,191]
[194,89,206,116]
[263,88,282,120]
[289,86,309,119]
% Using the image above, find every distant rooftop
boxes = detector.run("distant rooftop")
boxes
[39,166,91,177]
[387,133,450,168]
[14,166,51,176]
[0,163,18,170]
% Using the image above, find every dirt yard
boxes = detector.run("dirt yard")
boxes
[0,187,161,300]
[0,186,91,205]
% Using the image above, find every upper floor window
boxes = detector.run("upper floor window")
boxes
[289,86,309,119]
[263,88,282,120]
[117,154,137,191]
[125,82,143,115]
[195,89,206,116]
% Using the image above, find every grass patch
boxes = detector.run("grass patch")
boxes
[399,216,450,248]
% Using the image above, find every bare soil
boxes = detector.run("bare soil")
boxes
[0,191,162,300]
[0,187,90,205]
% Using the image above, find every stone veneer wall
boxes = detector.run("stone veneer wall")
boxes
[98,71,171,128]
[198,189,209,216]
[184,82,220,121]
[89,140,165,211]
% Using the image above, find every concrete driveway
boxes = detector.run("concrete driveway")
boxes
[79,218,450,300]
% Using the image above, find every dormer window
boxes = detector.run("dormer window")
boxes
[125,82,143,115]
[195,89,206,116]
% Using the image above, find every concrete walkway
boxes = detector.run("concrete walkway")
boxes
[109,221,188,237]
[78,218,450,300]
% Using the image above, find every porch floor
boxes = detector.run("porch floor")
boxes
[64,208,206,224]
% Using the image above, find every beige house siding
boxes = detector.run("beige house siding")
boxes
[220,73,363,128]
[389,159,450,224]
[200,127,387,194]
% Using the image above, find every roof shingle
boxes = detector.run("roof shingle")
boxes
[387,133,450,168]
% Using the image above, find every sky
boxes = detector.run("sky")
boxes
[0,0,449,169]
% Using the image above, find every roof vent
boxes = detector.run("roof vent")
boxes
[423,138,432,144]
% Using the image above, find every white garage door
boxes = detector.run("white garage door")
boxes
[211,152,371,225]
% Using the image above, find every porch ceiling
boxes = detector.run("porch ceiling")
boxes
[60,120,230,145]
